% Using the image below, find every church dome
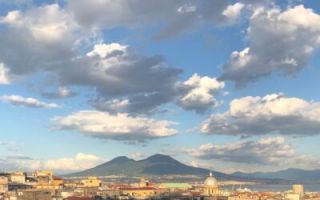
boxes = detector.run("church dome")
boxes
[204,172,218,187]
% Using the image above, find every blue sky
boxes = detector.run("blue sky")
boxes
[0,0,320,173]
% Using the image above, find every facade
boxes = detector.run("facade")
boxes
[119,186,159,199]
[9,172,26,184]
[80,177,101,188]
[35,175,64,190]
[0,176,8,194]
[17,189,52,200]
[293,184,304,197]
[286,193,301,200]
[203,172,220,196]
[158,183,192,191]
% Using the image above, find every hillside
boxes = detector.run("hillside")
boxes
[232,168,320,183]
[67,154,229,179]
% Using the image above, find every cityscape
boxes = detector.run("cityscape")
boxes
[0,167,319,200]
[1,0,320,199]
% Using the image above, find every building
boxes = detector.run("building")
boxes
[74,187,99,198]
[158,183,192,192]
[17,189,52,200]
[202,172,229,200]
[286,193,301,200]
[66,197,93,200]
[35,176,64,190]
[80,177,101,188]
[119,186,159,199]
[203,172,220,196]
[293,184,304,197]
[139,177,149,187]
[0,176,8,194]
[9,172,26,184]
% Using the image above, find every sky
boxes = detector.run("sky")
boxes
[0,0,320,174]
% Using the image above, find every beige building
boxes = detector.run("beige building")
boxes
[9,172,26,184]
[32,170,64,190]
[203,172,220,196]
[17,189,51,200]
[293,184,304,197]
[80,176,101,187]
[0,176,8,193]
[286,193,301,200]
[119,186,159,199]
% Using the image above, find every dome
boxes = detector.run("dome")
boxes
[204,172,218,187]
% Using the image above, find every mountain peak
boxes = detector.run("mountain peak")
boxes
[66,153,232,178]
[144,154,176,162]
[109,156,132,163]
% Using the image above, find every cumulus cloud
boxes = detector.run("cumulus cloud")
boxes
[177,74,225,113]
[0,156,40,171]
[0,153,103,172]
[0,3,229,115]
[66,0,242,39]
[91,98,130,113]
[66,43,182,114]
[0,63,10,84]
[92,73,225,114]
[201,93,320,137]
[72,43,181,97]
[130,152,145,160]
[220,5,320,86]
[0,3,80,75]
[187,137,320,167]
[1,5,77,43]
[0,95,60,108]
[222,3,245,23]
[177,3,197,14]
[41,87,76,99]
[0,4,182,114]
[44,153,103,172]
[52,110,178,142]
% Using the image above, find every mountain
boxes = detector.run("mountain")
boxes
[67,154,230,179]
[232,168,320,183]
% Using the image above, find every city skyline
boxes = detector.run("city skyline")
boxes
[0,0,320,174]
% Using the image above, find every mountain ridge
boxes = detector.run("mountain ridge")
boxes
[67,154,227,178]
[66,154,320,184]
[231,168,320,183]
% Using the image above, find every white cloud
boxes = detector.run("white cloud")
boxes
[1,4,78,43]
[52,110,178,142]
[177,74,225,113]
[0,95,60,108]
[41,87,76,99]
[44,153,102,172]
[220,5,320,86]
[0,153,103,172]
[0,3,230,115]
[0,3,83,76]
[66,0,238,39]
[69,42,181,114]
[222,3,244,22]
[187,137,320,167]
[177,3,197,13]
[93,99,130,113]
[0,63,10,84]
[201,93,320,137]
[86,43,127,58]
[130,152,145,160]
